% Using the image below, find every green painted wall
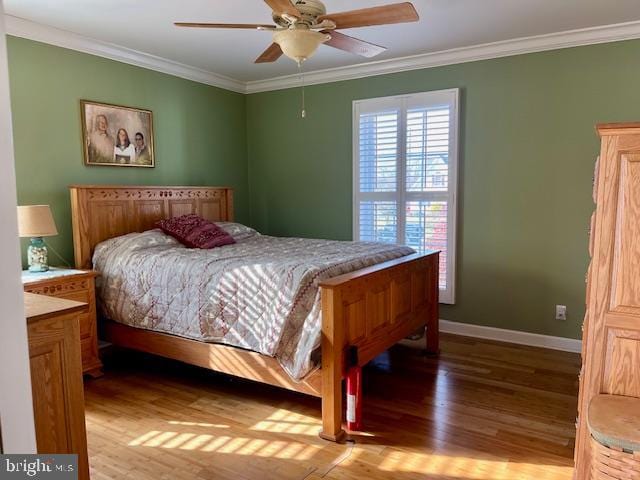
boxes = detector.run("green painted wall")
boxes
[247,39,640,340]
[7,36,248,266]
[10,34,640,340]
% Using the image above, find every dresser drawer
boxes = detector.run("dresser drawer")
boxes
[25,287,92,338]
[25,278,91,297]
[58,292,92,338]
[58,289,91,307]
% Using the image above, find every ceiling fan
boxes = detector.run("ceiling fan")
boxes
[175,0,419,65]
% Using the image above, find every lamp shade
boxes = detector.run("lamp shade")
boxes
[273,29,330,63]
[17,205,58,238]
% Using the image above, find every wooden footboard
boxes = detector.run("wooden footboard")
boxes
[319,251,439,441]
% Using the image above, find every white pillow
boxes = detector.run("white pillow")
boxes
[215,222,260,242]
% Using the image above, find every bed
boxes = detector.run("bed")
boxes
[70,185,439,442]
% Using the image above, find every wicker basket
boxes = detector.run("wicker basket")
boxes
[591,436,640,480]
[588,395,640,480]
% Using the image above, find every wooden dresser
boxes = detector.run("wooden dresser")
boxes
[22,269,102,377]
[25,292,90,480]
[575,123,640,478]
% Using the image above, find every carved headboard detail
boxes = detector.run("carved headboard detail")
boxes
[69,185,234,269]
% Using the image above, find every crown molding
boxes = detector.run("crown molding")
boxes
[245,20,640,93]
[4,15,246,94]
[4,14,640,95]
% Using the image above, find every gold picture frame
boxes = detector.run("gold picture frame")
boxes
[81,100,155,168]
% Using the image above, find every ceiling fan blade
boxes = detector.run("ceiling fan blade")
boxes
[324,31,386,58]
[255,43,283,63]
[319,2,418,29]
[264,0,300,18]
[174,22,275,29]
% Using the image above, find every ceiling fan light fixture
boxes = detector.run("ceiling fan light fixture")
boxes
[273,29,330,63]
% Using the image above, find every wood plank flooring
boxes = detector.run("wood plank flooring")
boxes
[84,333,579,480]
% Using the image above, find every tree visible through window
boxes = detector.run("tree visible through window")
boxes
[353,89,459,304]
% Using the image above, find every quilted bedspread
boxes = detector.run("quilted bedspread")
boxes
[93,229,414,380]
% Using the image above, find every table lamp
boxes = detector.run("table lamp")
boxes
[17,205,58,272]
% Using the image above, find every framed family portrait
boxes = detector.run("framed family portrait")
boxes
[81,100,155,167]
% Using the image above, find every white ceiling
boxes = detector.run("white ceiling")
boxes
[5,0,640,83]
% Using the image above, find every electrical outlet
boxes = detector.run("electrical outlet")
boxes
[555,305,567,321]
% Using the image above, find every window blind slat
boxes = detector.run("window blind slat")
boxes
[406,107,450,194]
[405,200,448,289]
[359,201,397,244]
[359,110,399,193]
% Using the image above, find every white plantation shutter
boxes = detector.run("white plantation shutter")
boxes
[353,89,459,304]
[359,110,398,193]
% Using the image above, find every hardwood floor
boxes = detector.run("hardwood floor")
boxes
[84,333,579,480]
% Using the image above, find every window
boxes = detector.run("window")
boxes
[353,89,459,304]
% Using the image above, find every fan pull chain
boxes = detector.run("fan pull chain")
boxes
[298,60,306,119]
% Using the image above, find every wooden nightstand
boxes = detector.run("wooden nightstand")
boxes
[22,268,103,377]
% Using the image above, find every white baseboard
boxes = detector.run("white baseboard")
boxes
[439,319,582,354]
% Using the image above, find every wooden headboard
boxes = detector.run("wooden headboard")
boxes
[69,185,234,269]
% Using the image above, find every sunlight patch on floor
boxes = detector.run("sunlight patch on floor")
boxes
[374,449,573,479]
[167,420,229,428]
[127,430,321,460]
[125,428,573,480]
[249,408,321,435]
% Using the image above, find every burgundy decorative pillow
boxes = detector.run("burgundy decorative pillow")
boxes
[156,214,236,249]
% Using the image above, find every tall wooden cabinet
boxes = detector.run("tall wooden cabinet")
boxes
[26,292,90,480]
[575,123,640,478]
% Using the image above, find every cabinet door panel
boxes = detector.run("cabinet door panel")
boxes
[610,154,640,315]
[28,313,89,480]
[30,341,69,453]
[603,327,640,397]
